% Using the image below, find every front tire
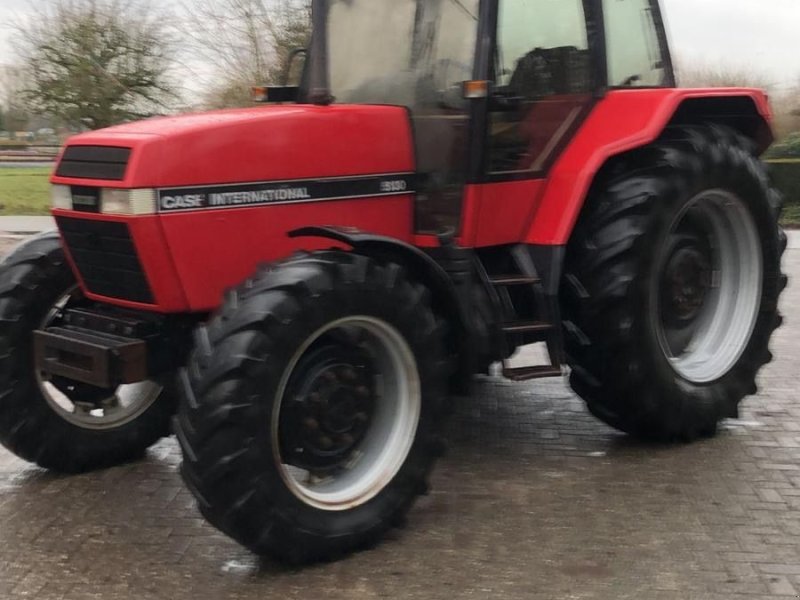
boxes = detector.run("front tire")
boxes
[562,126,786,441]
[176,252,449,563]
[0,232,175,472]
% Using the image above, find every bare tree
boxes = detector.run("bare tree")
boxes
[179,0,310,109]
[784,77,800,135]
[771,89,800,139]
[675,60,773,91]
[0,65,31,136]
[14,0,177,130]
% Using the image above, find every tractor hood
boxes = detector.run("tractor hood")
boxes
[53,105,415,190]
[50,104,418,313]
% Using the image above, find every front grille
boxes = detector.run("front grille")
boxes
[56,146,131,180]
[56,217,154,304]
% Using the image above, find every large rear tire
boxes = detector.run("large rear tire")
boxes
[562,125,786,441]
[0,232,175,472]
[176,252,449,563]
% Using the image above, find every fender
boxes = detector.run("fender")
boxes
[524,88,774,246]
[290,226,476,391]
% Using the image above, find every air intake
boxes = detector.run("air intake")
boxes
[56,146,132,181]
[56,216,154,304]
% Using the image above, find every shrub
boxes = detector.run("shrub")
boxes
[767,160,800,225]
[766,133,800,159]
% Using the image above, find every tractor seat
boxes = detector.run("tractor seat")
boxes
[508,46,592,98]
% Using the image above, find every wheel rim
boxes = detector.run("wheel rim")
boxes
[654,189,763,384]
[35,287,163,430]
[273,316,421,511]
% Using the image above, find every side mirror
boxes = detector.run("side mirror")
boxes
[251,48,308,105]
[283,48,308,86]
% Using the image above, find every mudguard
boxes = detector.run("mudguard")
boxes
[290,226,476,391]
[524,88,773,246]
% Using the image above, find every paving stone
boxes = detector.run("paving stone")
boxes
[0,245,797,599]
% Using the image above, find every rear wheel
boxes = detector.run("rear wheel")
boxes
[176,252,449,563]
[562,126,786,441]
[0,232,175,472]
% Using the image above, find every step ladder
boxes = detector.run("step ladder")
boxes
[485,251,564,382]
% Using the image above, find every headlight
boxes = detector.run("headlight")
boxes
[50,186,157,215]
[51,185,72,210]
[101,188,157,215]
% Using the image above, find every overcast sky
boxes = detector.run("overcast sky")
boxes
[1,0,799,93]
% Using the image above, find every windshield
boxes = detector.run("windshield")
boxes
[326,0,480,108]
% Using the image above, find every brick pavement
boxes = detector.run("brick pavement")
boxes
[0,245,798,599]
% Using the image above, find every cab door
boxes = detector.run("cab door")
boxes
[412,0,482,235]
[468,0,602,246]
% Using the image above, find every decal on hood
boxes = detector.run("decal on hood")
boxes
[157,173,415,212]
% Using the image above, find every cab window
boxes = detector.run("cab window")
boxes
[604,0,668,87]
[489,0,594,175]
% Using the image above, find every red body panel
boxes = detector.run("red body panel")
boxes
[52,105,415,312]
[461,180,546,248]
[50,88,772,313]
[160,197,412,311]
[521,88,772,245]
[52,105,415,188]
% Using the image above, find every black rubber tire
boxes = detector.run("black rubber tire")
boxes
[176,251,449,563]
[562,125,786,441]
[0,231,176,472]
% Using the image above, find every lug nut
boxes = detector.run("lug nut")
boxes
[341,434,354,446]
[341,368,357,381]
[318,435,333,449]
[356,386,370,398]
[323,371,337,382]
[303,418,319,431]
[355,412,369,423]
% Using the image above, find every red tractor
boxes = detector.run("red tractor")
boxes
[0,0,786,562]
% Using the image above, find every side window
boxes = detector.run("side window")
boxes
[489,0,594,174]
[604,0,667,87]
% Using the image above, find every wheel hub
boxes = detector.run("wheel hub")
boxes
[662,242,712,324]
[273,316,421,511]
[280,345,376,473]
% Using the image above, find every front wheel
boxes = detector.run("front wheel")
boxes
[0,232,175,472]
[562,125,786,441]
[176,252,449,563]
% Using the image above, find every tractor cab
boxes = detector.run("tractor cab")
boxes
[293,0,673,234]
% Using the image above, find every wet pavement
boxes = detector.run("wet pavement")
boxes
[0,245,798,600]
[0,216,56,234]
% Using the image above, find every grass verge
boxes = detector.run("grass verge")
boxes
[0,168,52,215]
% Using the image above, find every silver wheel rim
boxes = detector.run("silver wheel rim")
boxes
[272,316,421,511]
[36,287,162,430]
[654,189,763,384]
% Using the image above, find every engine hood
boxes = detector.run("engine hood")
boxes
[55,105,415,189]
